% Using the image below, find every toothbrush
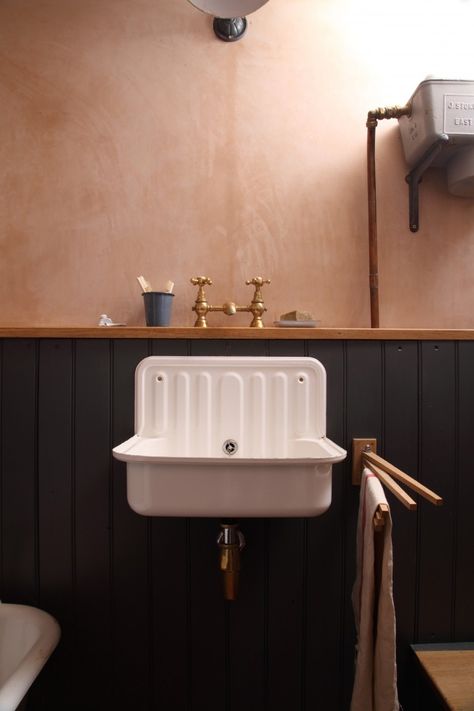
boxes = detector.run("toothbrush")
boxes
[137,276,152,292]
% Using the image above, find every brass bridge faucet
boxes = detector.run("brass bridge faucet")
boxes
[190,276,271,328]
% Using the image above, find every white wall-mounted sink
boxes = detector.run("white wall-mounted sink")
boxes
[113,356,346,517]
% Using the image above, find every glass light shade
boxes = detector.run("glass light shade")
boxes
[187,0,269,17]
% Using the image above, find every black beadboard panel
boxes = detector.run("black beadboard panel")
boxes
[111,339,151,710]
[383,341,419,708]
[0,339,2,597]
[35,339,74,708]
[455,342,474,639]
[305,341,345,711]
[1,339,38,604]
[227,516,266,711]
[344,341,384,709]
[266,517,305,711]
[0,339,2,596]
[0,337,470,711]
[189,516,227,711]
[73,340,113,709]
[417,342,456,642]
[189,339,229,357]
[37,340,73,608]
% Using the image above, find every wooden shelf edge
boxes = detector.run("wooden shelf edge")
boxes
[1,326,474,340]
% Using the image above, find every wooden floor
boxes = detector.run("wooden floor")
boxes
[413,644,474,711]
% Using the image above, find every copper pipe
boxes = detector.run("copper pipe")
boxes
[367,121,379,328]
[366,105,411,328]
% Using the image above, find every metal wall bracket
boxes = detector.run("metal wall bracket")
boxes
[405,134,450,233]
[352,438,377,485]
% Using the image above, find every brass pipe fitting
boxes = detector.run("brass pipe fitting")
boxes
[217,523,245,601]
[366,104,411,128]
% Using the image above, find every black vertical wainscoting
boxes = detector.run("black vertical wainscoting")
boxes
[0,337,473,711]
[383,342,419,706]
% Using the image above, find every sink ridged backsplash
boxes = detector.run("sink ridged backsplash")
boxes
[135,357,327,458]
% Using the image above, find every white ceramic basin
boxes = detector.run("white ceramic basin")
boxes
[0,603,60,711]
[113,356,346,517]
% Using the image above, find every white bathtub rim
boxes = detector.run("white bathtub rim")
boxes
[0,603,60,711]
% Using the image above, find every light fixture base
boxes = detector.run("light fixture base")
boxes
[213,16,247,41]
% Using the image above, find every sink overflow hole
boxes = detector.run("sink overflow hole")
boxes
[223,439,238,456]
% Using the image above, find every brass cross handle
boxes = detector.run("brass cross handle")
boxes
[245,277,271,288]
[191,276,213,287]
[245,277,271,304]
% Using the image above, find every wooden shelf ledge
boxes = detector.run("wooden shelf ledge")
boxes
[1,326,474,340]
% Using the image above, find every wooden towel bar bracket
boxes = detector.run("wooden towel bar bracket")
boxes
[352,438,443,529]
[373,502,389,532]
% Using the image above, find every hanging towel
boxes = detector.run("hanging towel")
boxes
[351,468,399,711]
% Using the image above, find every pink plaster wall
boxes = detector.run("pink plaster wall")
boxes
[1,0,474,327]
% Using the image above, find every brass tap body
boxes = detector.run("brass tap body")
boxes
[245,276,270,328]
[190,276,271,328]
[190,276,213,327]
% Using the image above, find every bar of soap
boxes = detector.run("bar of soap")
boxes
[280,310,314,321]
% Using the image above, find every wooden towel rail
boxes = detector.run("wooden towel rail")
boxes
[352,438,443,529]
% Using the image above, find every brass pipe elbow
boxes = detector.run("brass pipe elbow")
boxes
[366,104,411,128]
